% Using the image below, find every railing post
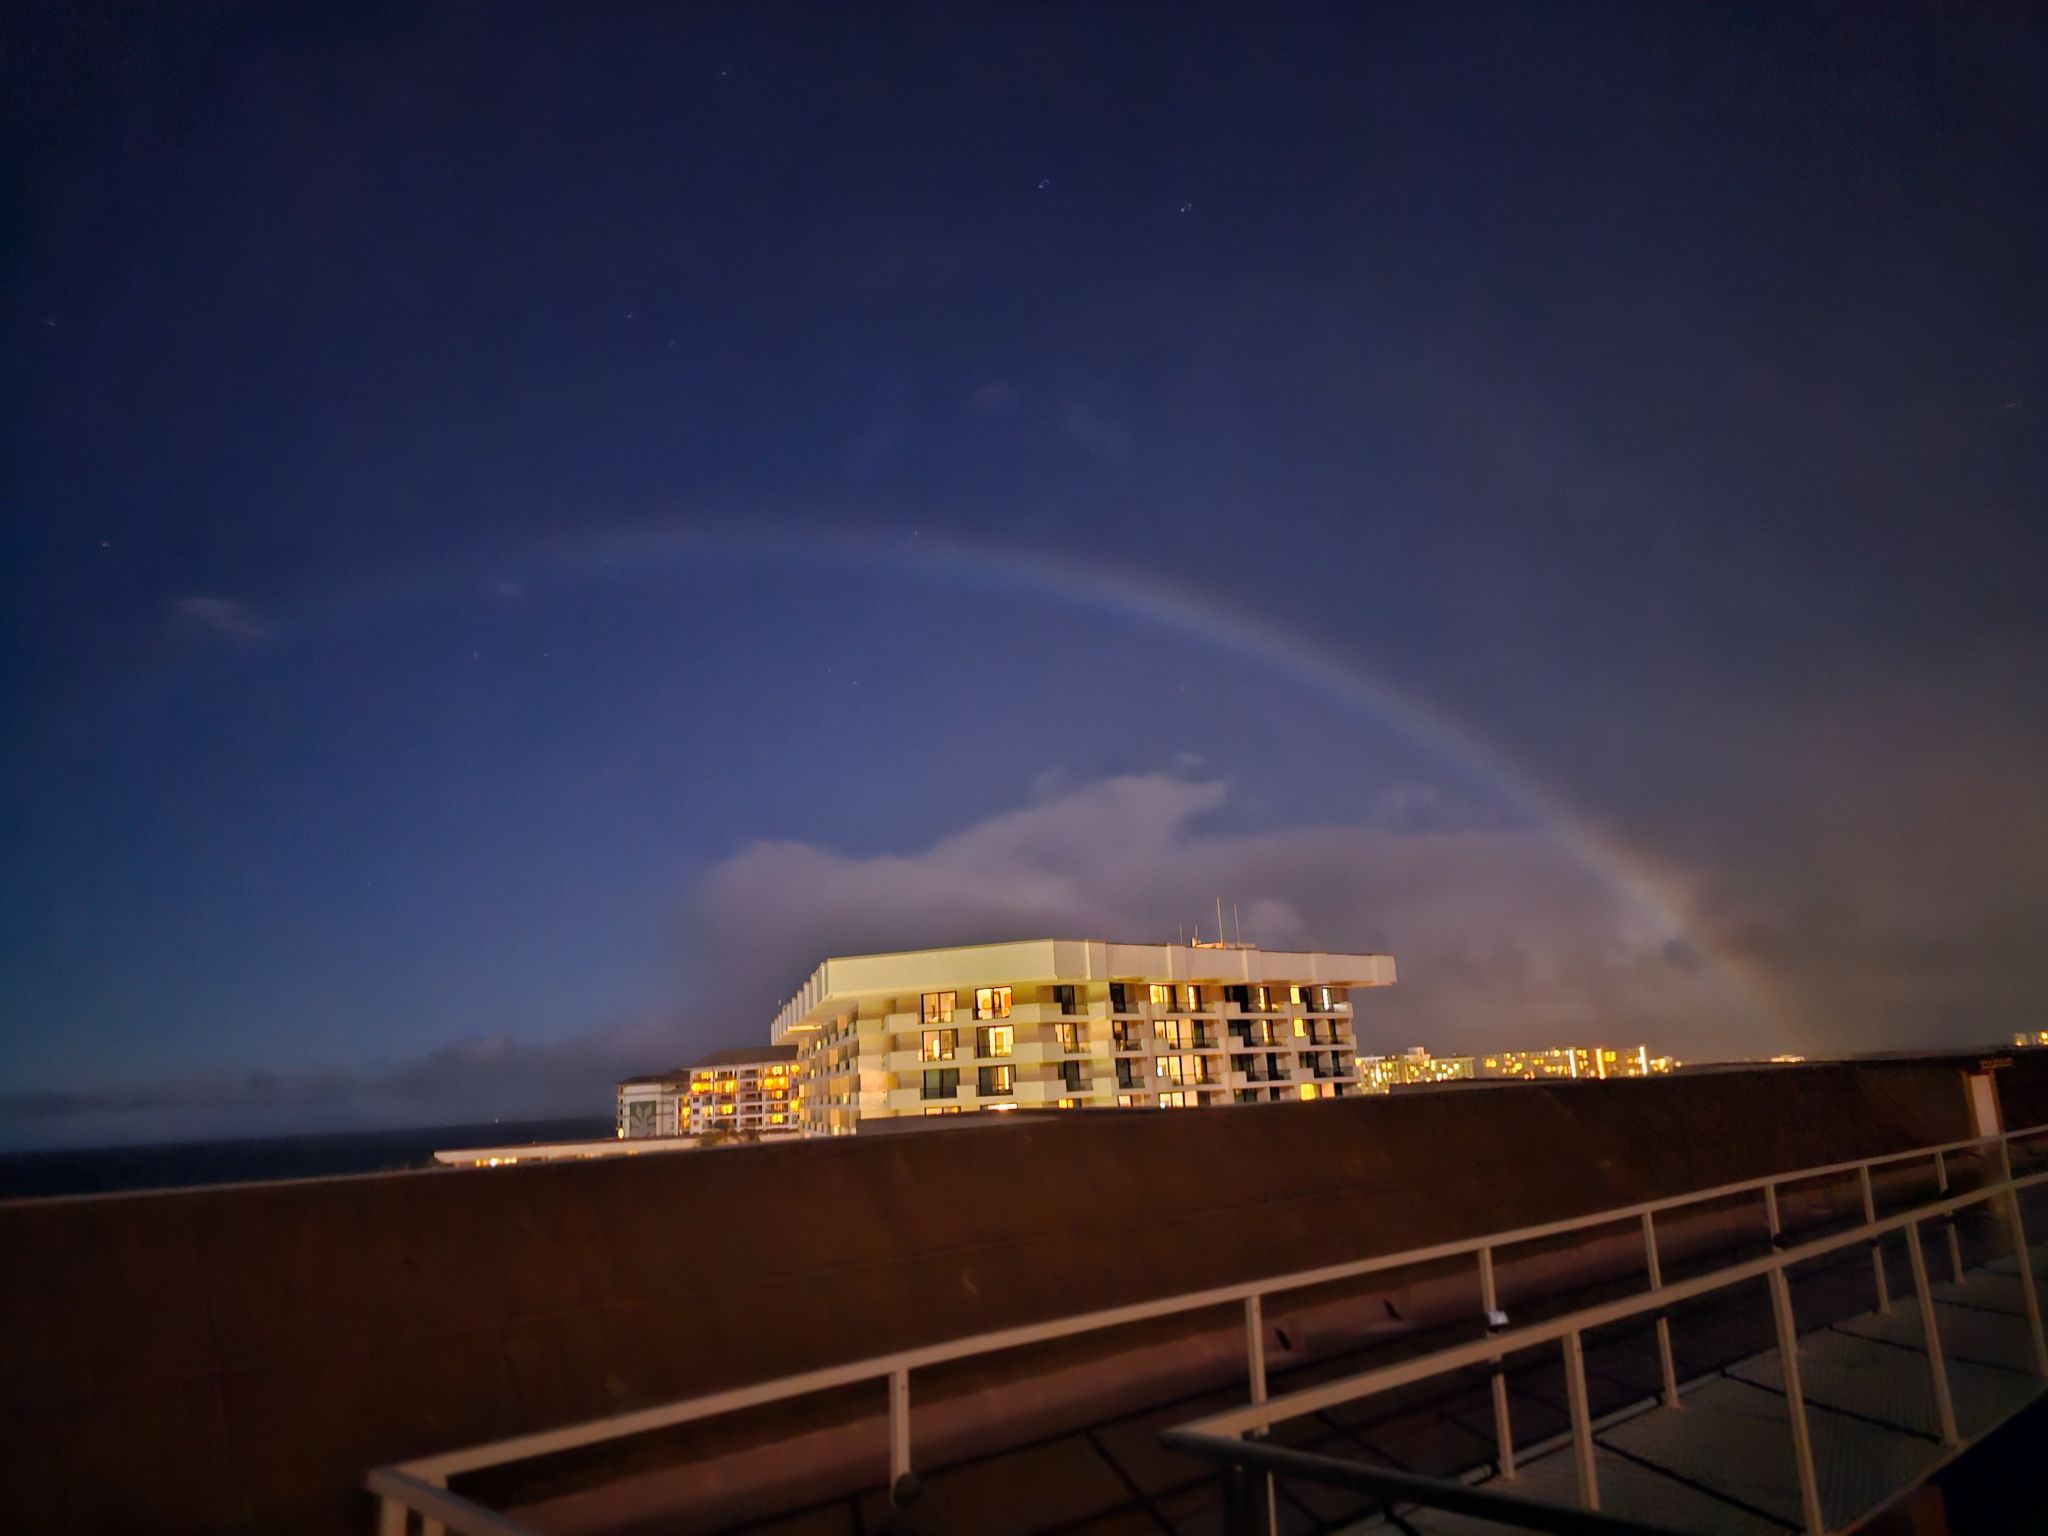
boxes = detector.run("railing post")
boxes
[1904,1218,1960,1447]
[1244,1294,1267,1407]
[1223,1461,1262,1536]
[889,1367,912,1488]
[1935,1150,1965,1284]
[1767,1265,1825,1536]
[377,1495,408,1536]
[1640,1211,1680,1408]
[421,1475,445,1536]
[1243,1295,1275,1535]
[1763,1181,1782,1245]
[1859,1164,1891,1315]
[1561,1329,1599,1511]
[1477,1245,1516,1476]
[1996,1135,2048,1376]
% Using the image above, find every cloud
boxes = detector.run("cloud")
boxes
[0,1022,664,1149]
[682,772,1753,1055]
[1629,645,2048,1047]
[171,596,268,642]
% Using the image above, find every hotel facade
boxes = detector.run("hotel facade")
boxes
[616,1046,802,1140]
[769,938,1396,1135]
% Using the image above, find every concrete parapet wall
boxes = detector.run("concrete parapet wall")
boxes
[0,1054,2024,1533]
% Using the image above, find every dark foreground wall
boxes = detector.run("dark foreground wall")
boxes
[0,1054,2027,1534]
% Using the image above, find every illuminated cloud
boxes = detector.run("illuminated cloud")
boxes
[683,772,1749,1054]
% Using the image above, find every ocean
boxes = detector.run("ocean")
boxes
[0,1116,615,1201]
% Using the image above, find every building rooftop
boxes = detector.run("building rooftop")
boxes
[687,1044,798,1070]
[617,1044,798,1087]
[770,935,1397,1042]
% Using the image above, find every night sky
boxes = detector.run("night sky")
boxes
[5,6,2045,1148]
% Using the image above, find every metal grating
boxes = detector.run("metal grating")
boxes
[1593,1376,1940,1532]
[1384,1440,1793,1534]
[1834,1299,2035,1372]
[1730,1326,2037,1444]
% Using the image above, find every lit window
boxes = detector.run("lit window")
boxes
[1117,1093,1140,1107]
[1156,1019,1185,1049]
[1159,1091,1187,1108]
[1149,982,1173,1006]
[1298,1083,1318,1101]
[977,1024,1014,1058]
[922,991,956,1024]
[1255,985,1271,1010]
[1055,1022,1083,1053]
[924,1106,961,1117]
[1183,984,1201,1009]
[974,986,1012,1020]
[1057,1097,1078,1109]
[978,1064,1014,1096]
[922,1028,957,1061]
[1293,1018,1306,1038]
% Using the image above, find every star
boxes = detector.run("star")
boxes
[1036,178,1051,191]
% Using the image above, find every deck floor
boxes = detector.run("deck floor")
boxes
[1383,1247,2048,1535]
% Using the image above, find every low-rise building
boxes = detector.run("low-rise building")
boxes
[616,1046,802,1140]
[1476,1045,1674,1081]
[768,937,1396,1135]
[1357,1047,1477,1092]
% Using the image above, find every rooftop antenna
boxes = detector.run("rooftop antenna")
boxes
[1216,896,1225,949]
[1233,903,1243,948]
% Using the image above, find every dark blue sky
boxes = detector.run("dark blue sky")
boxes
[5,5,2045,1146]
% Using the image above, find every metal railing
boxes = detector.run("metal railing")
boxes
[367,1122,2048,1536]
[1169,1124,2048,1536]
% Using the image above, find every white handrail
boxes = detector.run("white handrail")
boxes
[1179,1166,2048,1439]
[368,1120,2047,1531]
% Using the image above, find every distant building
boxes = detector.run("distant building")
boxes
[616,1046,801,1140]
[2014,1033,2048,1050]
[1356,1047,1476,1092]
[769,938,1397,1135]
[1475,1045,1675,1081]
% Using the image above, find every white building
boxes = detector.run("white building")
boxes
[616,1046,801,1140]
[769,938,1396,1135]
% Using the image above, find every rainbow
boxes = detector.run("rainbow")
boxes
[280,519,1772,1024]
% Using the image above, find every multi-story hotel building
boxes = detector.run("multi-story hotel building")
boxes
[616,1046,801,1140]
[768,938,1396,1135]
